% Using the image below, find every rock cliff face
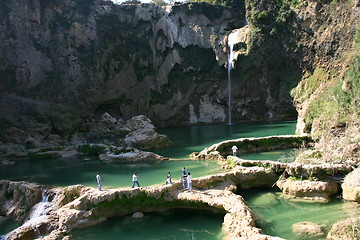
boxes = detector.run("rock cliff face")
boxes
[0,0,358,155]
[0,0,299,143]
[0,0,244,127]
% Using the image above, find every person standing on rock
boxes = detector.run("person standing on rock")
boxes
[96,172,102,191]
[132,172,141,188]
[182,167,188,175]
[181,171,188,189]
[165,171,172,185]
[187,172,193,192]
[231,145,238,156]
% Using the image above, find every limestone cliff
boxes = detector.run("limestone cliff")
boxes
[0,0,359,159]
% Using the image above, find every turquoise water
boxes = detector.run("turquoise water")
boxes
[239,149,297,162]
[240,188,359,240]
[0,121,296,187]
[0,216,19,238]
[71,209,225,240]
[155,121,296,159]
[0,157,221,188]
[0,121,297,239]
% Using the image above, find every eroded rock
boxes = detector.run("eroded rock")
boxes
[327,217,360,240]
[125,129,172,150]
[342,168,360,202]
[276,178,339,202]
[292,221,325,239]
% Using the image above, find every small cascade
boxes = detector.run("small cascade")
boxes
[22,190,54,238]
[29,191,51,219]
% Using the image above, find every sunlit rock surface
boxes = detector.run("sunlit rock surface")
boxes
[292,221,325,239]
[342,168,360,202]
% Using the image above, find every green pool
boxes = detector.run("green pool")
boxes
[71,209,225,240]
[240,188,359,240]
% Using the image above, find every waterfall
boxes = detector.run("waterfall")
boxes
[227,39,236,125]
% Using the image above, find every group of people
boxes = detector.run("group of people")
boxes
[95,167,193,192]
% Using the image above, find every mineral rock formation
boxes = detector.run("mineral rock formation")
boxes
[292,221,325,239]
[342,168,360,202]
[276,178,339,202]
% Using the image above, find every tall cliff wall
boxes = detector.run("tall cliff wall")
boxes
[0,0,358,154]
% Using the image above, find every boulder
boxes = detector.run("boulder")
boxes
[276,178,339,202]
[132,212,144,219]
[99,148,164,162]
[100,112,117,125]
[327,217,360,240]
[125,129,172,150]
[292,221,325,239]
[342,168,360,202]
[126,115,156,131]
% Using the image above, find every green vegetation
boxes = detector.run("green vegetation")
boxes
[151,0,166,6]
[93,191,213,217]
[302,30,360,135]
[189,0,245,9]
[172,3,226,21]
[226,158,236,169]
[4,190,13,200]
[108,146,134,154]
[78,144,106,155]
[247,0,295,51]
[288,175,317,181]
[37,146,65,152]
[290,67,330,104]
[63,187,81,202]
[122,0,141,4]
[96,94,133,114]
[216,136,312,155]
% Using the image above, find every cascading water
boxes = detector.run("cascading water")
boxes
[227,34,237,125]
[226,24,249,125]
[23,190,53,237]
[29,192,51,219]
[227,44,234,125]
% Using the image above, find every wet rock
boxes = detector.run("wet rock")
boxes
[327,217,360,240]
[292,221,325,239]
[276,178,339,202]
[342,168,360,202]
[126,115,156,131]
[124,128,172,150]
[132,212,144,219]
[0,180,42,221]
[99,147,164,162]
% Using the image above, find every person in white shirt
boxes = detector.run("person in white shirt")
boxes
[132,172,140,188]
[187,172,193,192]
[165,171,172,185]
[96,172,102,191]
[231,145,238,156]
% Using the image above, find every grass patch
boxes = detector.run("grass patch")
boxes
[78,144,106,155]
